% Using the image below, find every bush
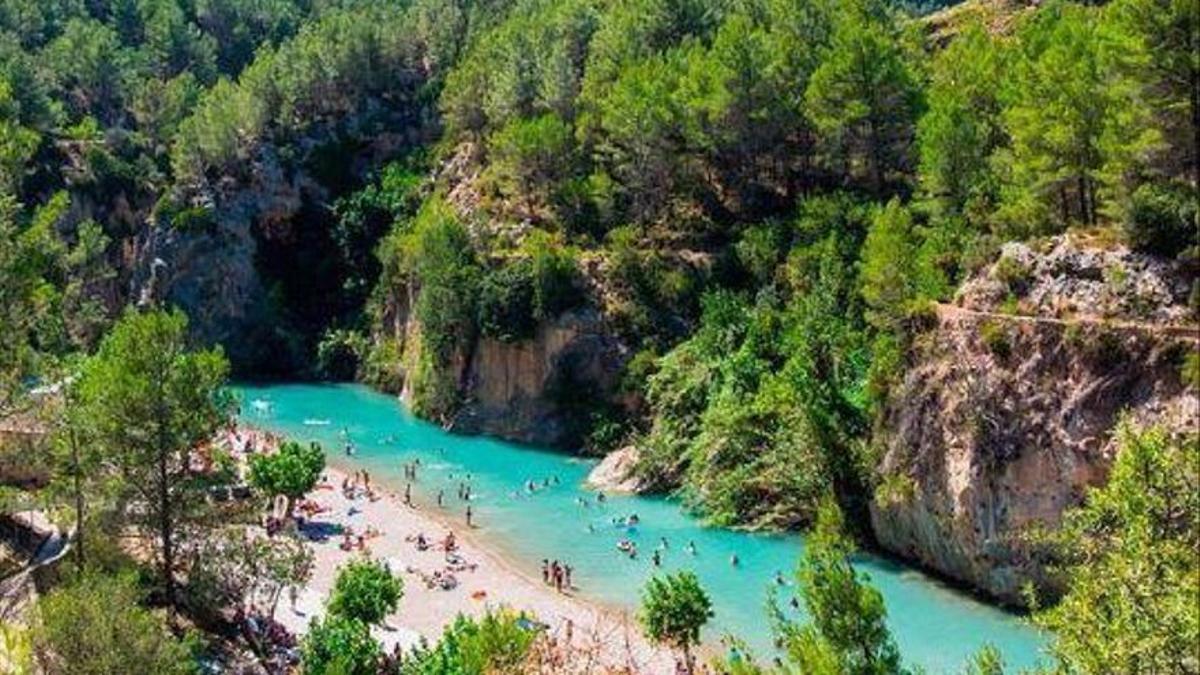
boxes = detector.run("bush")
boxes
[398,610,536,674]
[978,320,1011,359]
[248,440,326,517]
[327,559,403,626]
[1124,182,1199,258]
[477,260,537,342]
[316,329,366,380]
[32,572,194,675]
[991,253,1031,295]
[1180,351,1199,390]
[301,614,380,675]
[638,571,713,669]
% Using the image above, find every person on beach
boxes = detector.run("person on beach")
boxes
[466,505,473,527]
[437,489,444,507]
[404,483,412,506]
[542,559,550,585]
[563,564,572,589]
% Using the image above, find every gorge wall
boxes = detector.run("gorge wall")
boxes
[374,280,631,449]
[870,237,1198,604]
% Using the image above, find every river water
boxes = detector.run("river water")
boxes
[235,382,1047,672]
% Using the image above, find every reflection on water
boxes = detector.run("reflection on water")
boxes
[236,382,1047,672]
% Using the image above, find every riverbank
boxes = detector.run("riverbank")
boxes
[236,382,1049,671]
[236,428,677,672]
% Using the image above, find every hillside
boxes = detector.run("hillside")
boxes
[1,0,1198,671]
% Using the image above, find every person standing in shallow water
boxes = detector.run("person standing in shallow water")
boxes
[466,504,473,527]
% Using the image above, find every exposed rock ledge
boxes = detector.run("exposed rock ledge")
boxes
[869,237,1198,605]
[586,446,647,493]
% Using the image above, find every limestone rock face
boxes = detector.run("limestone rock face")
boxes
[585,445,646,493]
[132,149,308,369]
[448,309,627,446]
[870,237,1198,605]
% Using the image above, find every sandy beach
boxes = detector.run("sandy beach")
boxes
[233,429,677,673]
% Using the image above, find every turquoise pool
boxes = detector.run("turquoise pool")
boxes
[236,382,1048,672]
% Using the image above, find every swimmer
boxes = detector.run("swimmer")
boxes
[687,540,696,555]
[730,554,739,567]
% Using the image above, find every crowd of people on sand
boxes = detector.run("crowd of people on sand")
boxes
[541,559,574,593]
[402,530,482,591]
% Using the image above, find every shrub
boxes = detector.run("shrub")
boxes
[398,610,536,674]
[992,253,1031,295]
[248,440,326,518]
[32,572,193,675]
[301,614,380,675]
[1124,181,1199,258]
[476,260,537,342]
[979,320,1011,359]
[316,329,366,380]
[638,571,713,670]
[1181,351,1199,390]
[327,559,403,626]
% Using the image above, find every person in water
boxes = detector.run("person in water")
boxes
[652,550,661,567]
[687,540,696,555]
[730,553,739,567]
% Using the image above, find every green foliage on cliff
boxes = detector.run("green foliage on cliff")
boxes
[775,501,907,674]
[1034,422,1199,672]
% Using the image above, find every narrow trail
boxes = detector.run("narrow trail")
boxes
[935,303,1200,342]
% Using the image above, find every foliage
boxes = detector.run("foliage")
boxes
[248,440,326,517]
[185,527,314,622]
[1123,180,1199,257]
[775,500,906,675]
[639,571,713,671]
[805,0,922,196]
[327,558,403,626]
[301,614,381,675]
[1034,422,1199,673]
[32,571,195,675]
[398,610,537,674]
[74,308,233,609]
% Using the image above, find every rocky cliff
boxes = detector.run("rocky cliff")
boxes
[870,237,1198,605]
[376,292,630,448]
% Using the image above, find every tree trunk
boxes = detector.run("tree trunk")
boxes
[159,445,175,618]
[70,427,84,568]
[154,372,176,622]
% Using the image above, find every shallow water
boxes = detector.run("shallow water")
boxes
[236,382,1047,672]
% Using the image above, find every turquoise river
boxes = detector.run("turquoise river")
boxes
[236,382,1047,672]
